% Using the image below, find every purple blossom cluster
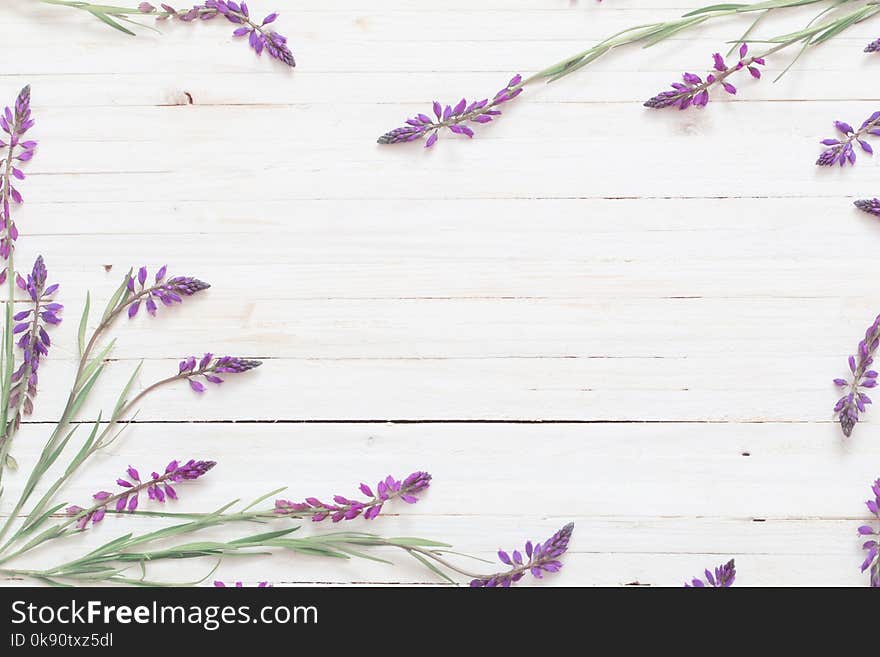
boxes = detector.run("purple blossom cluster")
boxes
[858,480,880,587]
[816,112,880,167]
[138,1,294,66]
[469,522,574,587]
[377,74,523,148]
[125,265,210,319]
[684,559,736,587]
[0,86,36,259]
[66,459,216,529]
[855,198,880,217]
[178,353,262,393]
[274,471,431,522]
[644,45,765,110]
[833,313,880,437]
[7,256,61,427]
[865,38,880,53]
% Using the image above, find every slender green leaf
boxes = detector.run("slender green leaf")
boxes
[407,550,457,585]
[242,486,287,512]
[86,9,136,35]
[100,270,131,324]
[112,362,142,418]
[78,341,114,393]
[77,292,90,357]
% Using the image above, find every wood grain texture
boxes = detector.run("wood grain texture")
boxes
[1,0,878,587]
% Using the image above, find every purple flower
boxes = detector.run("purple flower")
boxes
[855,198,880,217]
[67,459,216,529]
[177,353,262,393]
[6,256,61,431]
[274,471,431,522]
[377,74,523,147]
[469,522,574,587]
[816,112,880,167]
[684,559,736,587]
[124,265,210,319]
[139,2,295,66]
[0,85,36,259]
[644,46,765,110]
[834,314,880,437]
[859,480,880,586]
[866,38,880,53]
[214,581,272,587]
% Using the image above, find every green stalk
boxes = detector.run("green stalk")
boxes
[520,0,865,87]
[0,369,194,554]
[0,275,162,547]
[0,142,19,488]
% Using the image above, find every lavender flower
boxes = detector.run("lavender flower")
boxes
[858,480,880,587]
[644,45,765,110]
[685,559,736,587]
[274,471,431,522]
[377,74,523,148]
[138,2,294,66]
[125,265,210,319]
[816,112,880,166]
[0,86,36,259]
[469,522,574,587]
[6,256,61,431]
[865,38,880,53]
[214,581,272,587]
[833,313,880,437]
[66,459,215,529]
[855,198,880,217]
[177,353,262,393]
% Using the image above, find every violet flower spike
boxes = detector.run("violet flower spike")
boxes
[816,112,880,167]
[138,2,295,66]
[865,37,880,53]
[644,45,766,110]
[684,559,736,587]
[178,353,262,393]
[833,313,880,437]
[858,479,880,587]
[124,265,210,319]
[274,471,431,522]
[377,74,523,148]
[0,85,36,259]
[66,459,216,529]
[6,255,61,433]
[855,198,880,217]
[469,522,574,587]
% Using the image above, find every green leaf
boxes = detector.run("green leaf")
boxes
[228,528,297,546]
[78,340,114,393]
[113,362,142,419]
[100,270,132,324]
[387,537,453,548]
[77,292,90,357]
[16,503,68,542]
[76,533,135,561]
[683,3,748,16]
[17,524,65,554]
[407,550,457,585]
[242,486,287,512]
[86,9,136,35]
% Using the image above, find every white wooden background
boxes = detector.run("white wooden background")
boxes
[1,0,879,587]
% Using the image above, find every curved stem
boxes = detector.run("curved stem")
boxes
[0,282,164,547]
[0,371,189,553]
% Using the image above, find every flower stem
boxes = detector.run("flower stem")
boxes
[0,137,19,488]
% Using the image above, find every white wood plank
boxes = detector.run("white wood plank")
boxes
[0,0,875,587]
